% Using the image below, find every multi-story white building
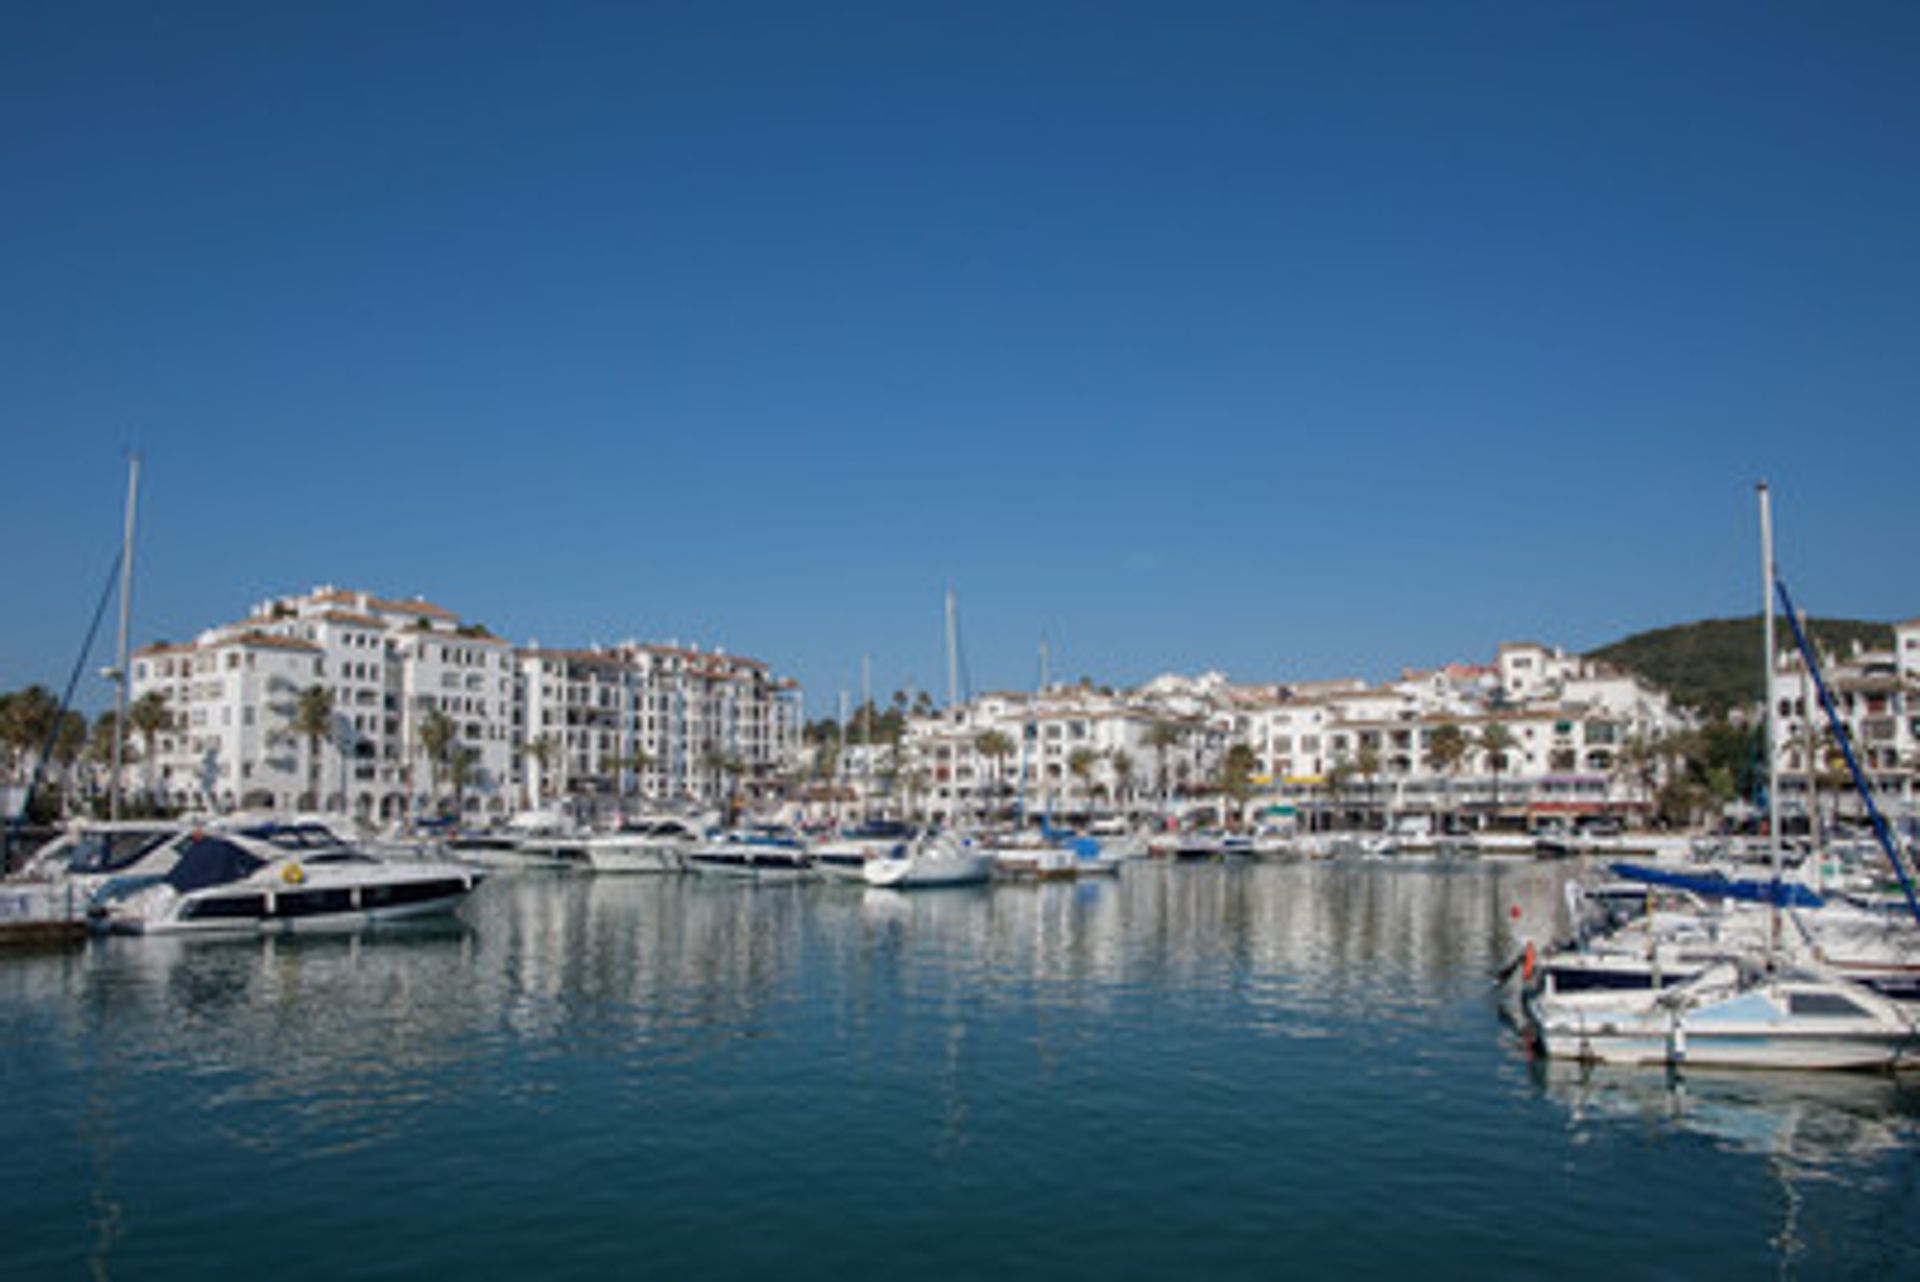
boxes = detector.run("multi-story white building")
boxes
[867,682,1223,826]
[516,642,801,817]
[1772,620,1920,818]
[884,641,1689,830]
[130,587,518,820]
[130,589,804,825]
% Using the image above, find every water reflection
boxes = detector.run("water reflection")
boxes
[1532,1061,1920,1277]
[1535,1060,1920,1173]
[1,862,1571,1080]
[4,861,1917,1279]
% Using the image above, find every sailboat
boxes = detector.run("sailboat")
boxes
[1522,485,1920,1070]
[1,457,143,944]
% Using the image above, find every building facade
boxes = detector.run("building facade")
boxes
[128,586,801,825]
[516,642,801,818]
[130,587,518,820]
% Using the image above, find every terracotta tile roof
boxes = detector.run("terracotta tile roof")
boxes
[312,588,459,621]
[225,631,323,654]
[643,644,768,670]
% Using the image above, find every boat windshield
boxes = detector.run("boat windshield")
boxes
[845,820,915,840]
[64,829,177,874]
[234,823,345,851]
[163,837,268,893]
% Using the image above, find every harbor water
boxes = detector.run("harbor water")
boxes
[4,860,1918,1279]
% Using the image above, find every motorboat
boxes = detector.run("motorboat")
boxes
[580,816,704,873]
[982,831,1077,880]
[444,811,588,871]
[90,828,484,934]
[684,825,815,879]
[863,831,993,889]
[1518,485,1920,1071]
[1169,831,1226,861]
[1081,818,1151,861]
[811,819,920,882]
[1523,956,1920,1070]
[9,820,188,895]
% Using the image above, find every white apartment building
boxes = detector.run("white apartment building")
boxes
[129,587,517,820]
[892,685,1220,825]
[883,641,1690,830]
[516,642,801,817]
[1772,619,1920,817]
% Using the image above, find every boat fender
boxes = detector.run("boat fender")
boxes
[1522,941,1536,983]
[283,863,305,886]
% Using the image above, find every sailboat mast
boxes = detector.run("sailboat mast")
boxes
[110,453,140,823]
[1759,481,1783,956]
[945,586,959,708]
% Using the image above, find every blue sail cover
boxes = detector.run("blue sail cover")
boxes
[1609,861,1825,908]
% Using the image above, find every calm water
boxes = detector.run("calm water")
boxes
[5,861,1919,1280]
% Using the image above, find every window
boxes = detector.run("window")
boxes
[1788,992,1867,1018]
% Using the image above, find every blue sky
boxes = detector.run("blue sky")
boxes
[5,2,1917,713]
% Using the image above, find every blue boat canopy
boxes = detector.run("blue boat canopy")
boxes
[1609,861,1825,909]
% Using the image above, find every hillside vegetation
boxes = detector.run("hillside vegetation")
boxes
[1588,617,1893,716]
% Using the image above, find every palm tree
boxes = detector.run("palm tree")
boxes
[85,710,127,813]
[1426,723,1469,832]
[610,745,653,812]
[1614,732,1664,827]
[701,744,748,819]
[1068,747,1099,814]
[975,730,1015,818]
[51,710,86,817]
[901,767,929,822]
[417,709,456,817]
[1108,749,1136,814]
[1217,743,1258,829]
[519,732,558,806]
[1,685,62,787]
[1354,744,1383,829]
[294,684,336,811]
[1324,753,1355,831]
[1146,721,1186,808]
[1479,722,1518,818]
[448,745,481,820]
[127,690,174,806]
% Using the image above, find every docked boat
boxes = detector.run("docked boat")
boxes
[580,816,705,873]
[863,831,993,888]
[983,831,1078,880]
[9,820,188,895]
[1517,485,1920,1071]
[1524,956,1920,1070]
[685,825,814,879]
[444,811,589,871]
[811,819,920,882]
[90,828,484,934]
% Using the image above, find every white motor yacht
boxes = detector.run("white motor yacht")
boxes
[685,825,815,879]
[9,820,188,894]
[863,832,993,889]
[580,816,704,873]
[812,819,920,882]
[982,832,1077,880]
[1523,956,1920,1071]
[91,828,484,934]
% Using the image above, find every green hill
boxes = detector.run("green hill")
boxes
[1588,617,1893,716]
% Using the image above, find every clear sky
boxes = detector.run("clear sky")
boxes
[5,2,1917,714]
